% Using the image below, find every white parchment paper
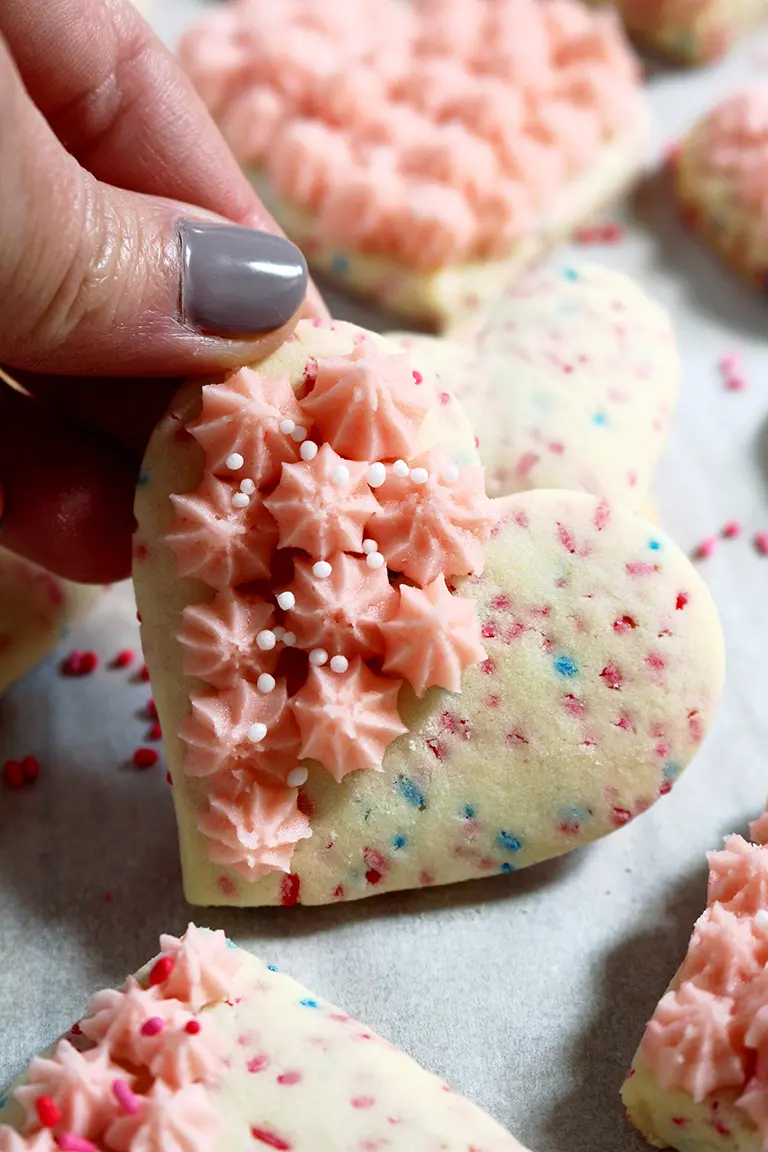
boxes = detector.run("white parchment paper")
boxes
[2,6,768,1150]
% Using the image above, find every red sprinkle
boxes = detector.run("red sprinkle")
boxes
[62,649,99,676]
[412,370,423,384]
[250,1128,292,1150]
[36,1095,62,1128]
[112,648,135,669]
[3,760,25,788]
[754,531,768,556]
[146,699,159,719]
[722,521,742,539]
[695,536,718,560]
[148,956,174,986]
[133,748,159,770]
[185,1020,202,1035]
[675,593,689,611]
[139,664,150,681]
[149,723,163,741]
[21,755,39,782]
[280,873,301,907]
[140,1017,165,1037]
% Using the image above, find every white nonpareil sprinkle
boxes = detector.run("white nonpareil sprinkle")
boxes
[366,551,385,570]
[256,630,277,651]
[225,452,244,471]
[393,459,409,478]
[240,478,256,495]
[755,909,768,929]
[300,440,318,461]
[231,492,250,508]
[291,425,308,443]
[443,463,460,483]
[362,538,377,554]
[273,626,286,641]
[279,419,296,435]
[309,648,328,666]
[312,561,332,579]
[330,655,348,674]
[331,464,350,485]
[257,673,276,694]
[366,462,386,488]
[283,632,296,647]
[247,722,268,744]
[276,591,295,611]
[410,467,429,485]
[287,767,309,788]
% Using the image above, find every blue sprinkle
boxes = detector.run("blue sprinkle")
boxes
[331,253,350,276]
[663,761,681,780]
[396,776,426,810]
[648,539,661,551]
[560,804,590,826]
[136,471,150,487]
[497,830,522,853]
[553,655,579,678]
[267,964,279,972]
[225,938,236,949]
[563,268,579,281]
[500,862,516,874]
[300,998,319,1008]
[592,412,607,426]
[462,804,475,819]
[392,834,406,850]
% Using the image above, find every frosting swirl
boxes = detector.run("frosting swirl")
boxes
[708,836,768,915]
[80,979,187,1066]
[679,904,767,998]
[157,926,244,1012]
[14,1041,124,1140]
[198,777,312,879]
[105,1082,221,1152]
[285,553,395,658]
[178,594,277,689]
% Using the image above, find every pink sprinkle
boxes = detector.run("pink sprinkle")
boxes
[722,521,742,539]
[412,370,423,384]
[695,536,718,560]
[250,1127,292,1150]
[140,1017,165,1037]
[514,451,539,478]
[248,1054,269,1073]
[718,351,746,391]
[276,1070,302,1085]
[351,1096,376,1110]
[626,561,656,576]
[754,531,768,556]
[58,1136,100,1152]
[113,1078,140,1115]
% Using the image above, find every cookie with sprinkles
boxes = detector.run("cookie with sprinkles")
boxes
[623,806,768,1152]
[0,926,531,1152]
[591,0,768,62]
[133,316,724,907]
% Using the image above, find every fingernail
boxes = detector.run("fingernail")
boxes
[179,221,308,337]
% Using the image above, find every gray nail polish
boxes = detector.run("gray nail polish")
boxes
[179,221,308,337]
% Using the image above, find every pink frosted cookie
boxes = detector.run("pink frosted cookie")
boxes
[0,925,527,1152]
[178,0,648,328]
[0,549,100,695]
[133,318,724,908]
[595,0,768,62]
[390,263,678,509]
[623,807,768,1152]
[675,87,768,291]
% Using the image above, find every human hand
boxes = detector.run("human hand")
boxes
[0,0,328,586]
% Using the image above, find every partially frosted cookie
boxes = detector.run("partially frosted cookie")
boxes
[0,549,100,695]
[389,263,679,509]
[675,88,768,290]
[178,0,649,328]
[623,807,768,1152]
[596,0,768,63]
[0,925,526,1152]
[133,317,724,908]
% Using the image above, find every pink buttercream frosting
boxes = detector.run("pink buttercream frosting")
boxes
[0,1132,56,1152]
[178,594,277,689]
[264,444,379,557]
[105,1082,221,1152]
[301,339,432,461]
[168,477,277,591]
[14,1042,126,1140]
[679,904,768,997]
[291,659,408,782]
[81,980,188,1066]
[148,1019,223,1091]
[157,926,244,1012]
[381,575,487,697]
[179,0,642,268]
[197,776,312,879]
[285,553,395,659]
[708,836,768,915]
[370,450,494,585]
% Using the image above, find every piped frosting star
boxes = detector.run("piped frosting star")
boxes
[300,338,432,461]
[178,594,278,689]
[80,980,187,1066]
[369,450,495,585]
[0,1129,57,1152]
[168,477,278,590]
[157,926,244,1011]
[188,369,303,486]
[291,659,407,781]
[148,1017,224,1090]
[197,779,311,880]
[708,836,768,915]
[105,1081,222,1152]
[264,443,378,557]
[380,575,486,695]
[680,904,768,999]
[14,1041,126,1140]
[285,553,396,657]
[179,679,300,785]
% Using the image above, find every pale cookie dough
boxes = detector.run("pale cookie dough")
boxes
[623,808,768,1152]
[178,0,649,329]
[593,0,768,62]
[389,263,679,510]
[0,926,528,1152]
[0,549,100,696]
[133,317,724,908]
[675,87,768,292]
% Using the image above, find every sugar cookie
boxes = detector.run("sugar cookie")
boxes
[597,0,768,62]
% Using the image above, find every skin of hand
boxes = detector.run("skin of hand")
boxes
[0,0,330,585]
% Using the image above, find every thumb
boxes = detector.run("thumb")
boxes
[0,36,308,378]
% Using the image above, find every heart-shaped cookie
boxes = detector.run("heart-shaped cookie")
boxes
[178,0,648,328]
[391,263,678,511]
[133,318,723,908]
[592,0,768,62]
